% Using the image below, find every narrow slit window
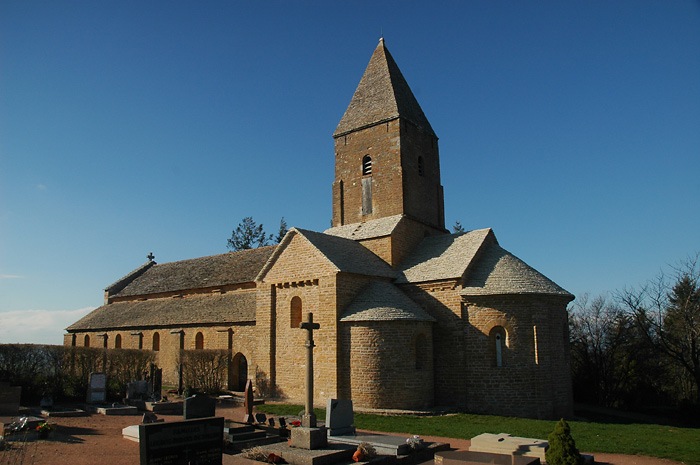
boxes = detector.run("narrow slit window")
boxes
[418,156,424,176]
[362,155,372,175]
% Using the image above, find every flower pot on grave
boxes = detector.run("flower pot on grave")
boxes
[353,450,364,462]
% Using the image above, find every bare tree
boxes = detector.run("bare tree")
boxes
[617,253,700,403]
[569,293,645,406]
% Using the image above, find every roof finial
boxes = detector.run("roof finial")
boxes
[380,28,384,44]
[147,252,155,262]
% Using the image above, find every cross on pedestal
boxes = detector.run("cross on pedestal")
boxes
[300,312,320,427]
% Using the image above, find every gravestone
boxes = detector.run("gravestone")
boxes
[86,373,106,403]
[325,399,356,436]
[139,416,224,465]
[0,382,22,415]
[243,379,254,423]
[469,433,548,462]
[183,394,216,420]
[127,381,151,400]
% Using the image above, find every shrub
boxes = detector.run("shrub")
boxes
[546,418,583,465]
[180,349,229,395]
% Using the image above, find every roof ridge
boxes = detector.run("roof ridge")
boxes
[333,39,435,138]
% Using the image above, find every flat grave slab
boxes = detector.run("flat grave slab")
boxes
[123,424,140,442]
[435,450,540,465]
[469,433,547,462]
[86,403,139,415]
[127,399,183,415]
[41,407,88,417]
[328,433,414,456]
[260,441,355,465]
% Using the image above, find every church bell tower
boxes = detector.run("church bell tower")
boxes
[332,39,445,232]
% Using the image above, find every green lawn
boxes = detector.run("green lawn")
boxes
[256,404,700,465]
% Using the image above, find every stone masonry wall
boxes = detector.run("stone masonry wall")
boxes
[399,282,467,407]
[463,295,573,419]
[398,120,444,230]
[257,232,340,406]
[340,320,434,409]
[332,119,444,231]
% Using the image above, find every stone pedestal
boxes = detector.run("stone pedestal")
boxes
[291,426,328,450]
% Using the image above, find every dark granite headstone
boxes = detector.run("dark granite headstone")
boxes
[183,394,216,420]
[255,413,267,424]
[326,398,356,436]
[86,373,106,404]
[139,416,224,465]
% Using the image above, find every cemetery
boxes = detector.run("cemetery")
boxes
[2,314,676,465]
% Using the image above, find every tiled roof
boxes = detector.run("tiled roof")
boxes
[324,215,404,240]
[297,229,396,278]
[396,229,495,283]
[66,291,255,331]
[340,281,435,322]
[334,38,435,138]
[460,244,573,298]
[111,246,276,297]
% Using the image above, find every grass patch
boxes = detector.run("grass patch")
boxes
[256,404,700,465]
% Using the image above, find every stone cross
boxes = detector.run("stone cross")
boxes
[300,312,320,427]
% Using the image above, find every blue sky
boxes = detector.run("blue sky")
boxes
[1,1,699,345]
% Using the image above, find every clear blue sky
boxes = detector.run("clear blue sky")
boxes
[2,1,699,344]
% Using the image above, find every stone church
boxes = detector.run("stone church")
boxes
[66,39,574,419]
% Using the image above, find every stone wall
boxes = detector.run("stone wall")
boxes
[257,232,341,406]
[400,282,467,407]
[340,320,434,409]
[463,295,573,419]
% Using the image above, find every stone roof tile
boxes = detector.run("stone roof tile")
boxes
[340,281,435,322]
[396,229,494,283]
[66,291,255,331]
[112,246,276,297]
[334,38,435,138]
[295,228,396,278]
[323,215,404,240]
[460,244,573,298]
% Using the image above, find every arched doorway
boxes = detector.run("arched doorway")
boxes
[229,353,248,392]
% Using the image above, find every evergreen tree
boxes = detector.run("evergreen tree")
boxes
[274,217,288,244]
[227,217,271,251]
[545,418,583,465]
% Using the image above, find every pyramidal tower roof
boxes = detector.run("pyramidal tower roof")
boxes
[334,38,435,138]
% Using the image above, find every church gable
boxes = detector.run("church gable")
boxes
[258,228,395,283]
[257,229,340,283]
[396,228,495,284]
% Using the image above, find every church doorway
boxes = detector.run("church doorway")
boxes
[229,353,248,392]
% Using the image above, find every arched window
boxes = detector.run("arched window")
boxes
[415,334,427,370]
[152,332,160,351]
[418,156,424,176]
[115,334,122,349]
[84,335,90,347]
[489,326,507,367]
[195,332,204,350]
[362,155,372,175]
[290,296,302,328]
